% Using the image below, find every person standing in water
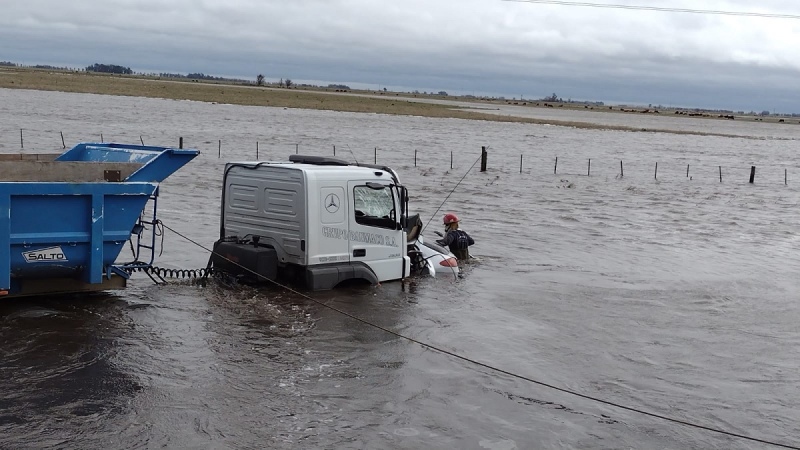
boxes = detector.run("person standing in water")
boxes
[436,213,475,261]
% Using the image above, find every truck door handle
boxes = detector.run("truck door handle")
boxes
[353,249,366,257]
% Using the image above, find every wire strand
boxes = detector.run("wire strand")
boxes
[502,0,800,20]
[159,222,799,449]
[422,152,484,233]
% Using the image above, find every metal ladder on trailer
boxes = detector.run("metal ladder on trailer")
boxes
[109,187,167,283]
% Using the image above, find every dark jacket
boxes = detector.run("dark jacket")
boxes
[437,229,474,260]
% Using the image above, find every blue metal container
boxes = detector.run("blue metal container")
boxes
[0,143,198,298]
[55,143,199,182]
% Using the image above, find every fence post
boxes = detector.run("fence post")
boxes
[655,162,658,180]
[179,137,183,149]
[620,160,624,178]
[218,140,221,158]
[450,151,453,169]
[719,166,722,182]
[587,159,591,177]
[554,157,558,174]
[256,141,259,159]
[520,154,523,173]
[480,146,487,172]
[785,168,787,185]
[20,129,23,149]
[333,145,335,156]
[749,166,756,183]
[687,164,690,178]
[140,135,144,145]
[101,133,104,143]
[414,149,417,167]
[61,132,66,149]
[296,143,299,154]
[374,147,377,164]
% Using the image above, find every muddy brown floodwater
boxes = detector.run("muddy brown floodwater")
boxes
[2,88,800,449]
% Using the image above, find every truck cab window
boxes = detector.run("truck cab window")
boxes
[353,185,396,229]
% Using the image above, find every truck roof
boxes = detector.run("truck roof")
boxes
[226,155,402,183]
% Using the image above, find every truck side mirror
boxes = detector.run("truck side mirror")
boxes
[398,186,408,229]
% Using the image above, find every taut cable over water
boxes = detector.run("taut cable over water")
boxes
[421,152,484,234]
[344,143,360,165]
[156,220,800,450]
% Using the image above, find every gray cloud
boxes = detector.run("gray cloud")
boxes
[2,0,798,112]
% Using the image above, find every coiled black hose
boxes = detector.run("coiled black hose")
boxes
[124,265,214,279]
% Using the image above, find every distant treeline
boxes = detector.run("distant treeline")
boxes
[35,64,74,70]
[83,64,246,83]
[539,92,604,106]
[199,73,246,82]
[1,61,75,71]
[187,73,228,81]
[86,63,133,75]
[156,72,248,83]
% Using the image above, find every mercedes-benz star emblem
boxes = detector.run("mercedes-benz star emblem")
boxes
[325,193,340,213]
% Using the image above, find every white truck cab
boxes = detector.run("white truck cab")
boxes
[211,155,414,290]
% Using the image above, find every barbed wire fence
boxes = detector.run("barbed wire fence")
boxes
[1,128,796,186]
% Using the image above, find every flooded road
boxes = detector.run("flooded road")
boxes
[2,88,800,449]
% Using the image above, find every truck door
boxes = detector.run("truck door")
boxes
[347,181,405,282]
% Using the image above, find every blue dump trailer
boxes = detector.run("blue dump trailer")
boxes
[0,143,198,298]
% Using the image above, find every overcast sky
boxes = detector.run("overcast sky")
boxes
[2,0,799,112]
